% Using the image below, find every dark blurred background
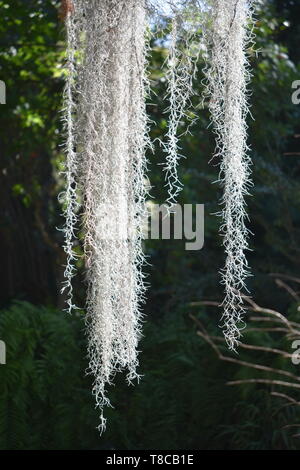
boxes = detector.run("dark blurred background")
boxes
[0,0,300,450]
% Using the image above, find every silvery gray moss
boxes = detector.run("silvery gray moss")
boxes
[61,0,255,431]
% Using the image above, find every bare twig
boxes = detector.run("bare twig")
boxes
[269,273,300,284]
[191,316,300,383]
[275,278,300,302]
[227,379,300,390]
[190,279,300,440]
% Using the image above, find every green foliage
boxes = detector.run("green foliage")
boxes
[0,0,67,306]
[0,301,101,450]
[0,302,299,450]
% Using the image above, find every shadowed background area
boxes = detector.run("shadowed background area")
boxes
[0,0,300,449]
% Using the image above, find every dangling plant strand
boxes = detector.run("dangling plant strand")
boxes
[64,0,150,432]
[205,0,255,350]
[61,8,79,313]
[162,2,202,208]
